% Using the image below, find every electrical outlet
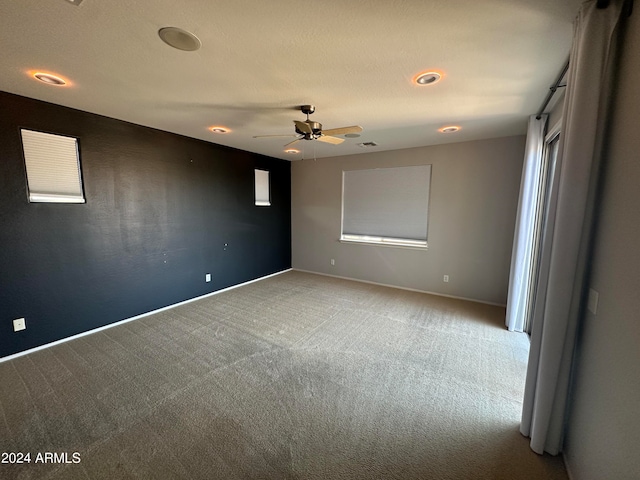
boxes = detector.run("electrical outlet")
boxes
[205,273,211,282]
[13,318,26,332]
[330,259,335,266]
[443,275,449,283]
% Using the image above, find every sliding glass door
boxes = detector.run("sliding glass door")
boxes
[524,131,561,334]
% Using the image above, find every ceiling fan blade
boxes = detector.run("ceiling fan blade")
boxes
[284,137,302,147]
[253,134,298,138]
[317,135,344,145]
[321,125,363,136]
[294,120,313,134]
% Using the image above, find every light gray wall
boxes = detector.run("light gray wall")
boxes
[564,9,640,480]
[291,136,525,305]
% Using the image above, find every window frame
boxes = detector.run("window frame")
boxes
[20,128,86,204]
[254,168,271,206]
[340,165,431,249]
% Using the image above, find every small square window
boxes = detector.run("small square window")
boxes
[21,129,85,203]
[255,169,270,206]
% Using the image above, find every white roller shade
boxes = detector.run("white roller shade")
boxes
[21,129,85,203]
[342,165,431,242]
[255,169,270,206]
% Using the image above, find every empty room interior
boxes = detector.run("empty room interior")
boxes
[1,1,638,479]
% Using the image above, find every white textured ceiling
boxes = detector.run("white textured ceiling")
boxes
[0,0,581,160]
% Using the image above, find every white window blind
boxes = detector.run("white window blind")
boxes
[255,169,270,206]
[342,165,431,246]
[21,129,85,203]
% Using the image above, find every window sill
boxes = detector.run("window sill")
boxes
[339,236,428,250]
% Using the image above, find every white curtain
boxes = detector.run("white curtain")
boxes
[520,0,625,455]
[505,114,548,332]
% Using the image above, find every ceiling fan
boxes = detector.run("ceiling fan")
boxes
[253,105,363,147]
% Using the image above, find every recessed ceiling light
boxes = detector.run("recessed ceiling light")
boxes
[285,149,299,154]
[209,126,230,134]
[158,27,201,51]
[414,71,442,86]
[32,72,67,86]
[439,125,460,133]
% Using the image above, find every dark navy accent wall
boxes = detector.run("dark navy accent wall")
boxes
[0,92,291,358]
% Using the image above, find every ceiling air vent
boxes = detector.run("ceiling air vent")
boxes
[357,142,379,148]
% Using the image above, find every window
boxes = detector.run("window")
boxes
[341,165,431,247]
[254,169,270,206]
[20,129,85,203]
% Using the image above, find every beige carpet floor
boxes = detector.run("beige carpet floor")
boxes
[0,271,568,479]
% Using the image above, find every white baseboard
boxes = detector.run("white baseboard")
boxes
[293,268,507,307]
[0,269,292,363]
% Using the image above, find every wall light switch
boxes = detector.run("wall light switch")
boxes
[587,288,599,315]
[205,273,211,282]
[13,318,26,332]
